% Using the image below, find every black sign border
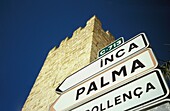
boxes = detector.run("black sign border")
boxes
[70,69,169,111]
[137,99,170,111]
[56,33,150,93]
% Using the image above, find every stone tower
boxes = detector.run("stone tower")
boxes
[22,16,115,111]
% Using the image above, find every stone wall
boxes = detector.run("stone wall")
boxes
[22,16,114,111]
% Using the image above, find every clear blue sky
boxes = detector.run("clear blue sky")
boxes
[0,0,170,111]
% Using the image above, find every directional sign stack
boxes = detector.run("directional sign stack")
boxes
[51,33,169,111]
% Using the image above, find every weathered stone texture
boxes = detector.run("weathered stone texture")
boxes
[22,16,114,111]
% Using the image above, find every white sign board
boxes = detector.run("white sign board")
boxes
[56,33,149,93]
[53,48,157,111]
[71,69,169,111]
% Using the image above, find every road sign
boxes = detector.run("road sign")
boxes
[71,69,169,111]
[52,48,157,111]
[98,37,124,58]
[56,33,149,93]
[136,99,170,111]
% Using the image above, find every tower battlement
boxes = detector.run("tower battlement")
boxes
[22,16,114,111]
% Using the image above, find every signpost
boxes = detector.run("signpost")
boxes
[98,37,124,58]
[56,33,149,93]
[52,48,158,111]
[71,69,169,111]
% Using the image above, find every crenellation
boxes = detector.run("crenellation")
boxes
[22,16,115,111]
[86,15,102,28]
[73,27,82,36]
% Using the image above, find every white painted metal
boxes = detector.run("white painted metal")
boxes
[53,48,157,111]
[72,69,169,111]
[56,33,149,93]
